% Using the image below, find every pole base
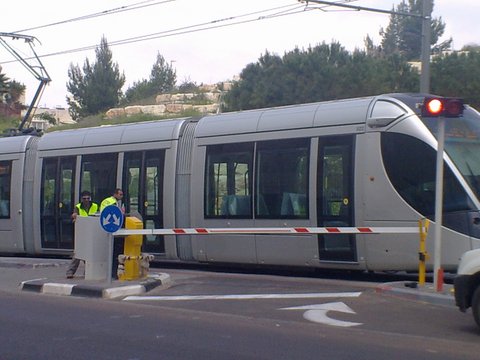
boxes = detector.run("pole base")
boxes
[436,268,444,292]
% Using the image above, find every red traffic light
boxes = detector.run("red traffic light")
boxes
[421,97,464,117]
[426,99,443,115]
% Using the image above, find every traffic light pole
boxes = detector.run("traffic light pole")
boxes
[433,117,445,291]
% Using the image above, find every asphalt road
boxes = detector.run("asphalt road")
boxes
[126,269,478,340]
[1,266,479,359]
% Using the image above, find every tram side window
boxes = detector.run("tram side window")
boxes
[256,138,309,219]
[124,153,141,214]
[0,161,11,218]
[205,143,253,218]
[41,160,56,216]
[381,133,474,217]
[80,153,118,205]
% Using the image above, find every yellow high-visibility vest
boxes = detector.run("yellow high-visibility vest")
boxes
[100,196,118,211]
[75,202,99,216]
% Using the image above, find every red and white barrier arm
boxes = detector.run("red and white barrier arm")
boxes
[113,226,420,236]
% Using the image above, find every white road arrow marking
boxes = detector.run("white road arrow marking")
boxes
[102,214,112,226]
[280,302,362,327]
[124,292,362,301]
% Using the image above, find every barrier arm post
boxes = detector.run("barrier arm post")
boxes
[107,233,114,285]
[418,218,430,286]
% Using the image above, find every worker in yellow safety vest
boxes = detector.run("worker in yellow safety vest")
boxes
[66,191,99,279]
[72,190,99,219]
[100,188,124,212]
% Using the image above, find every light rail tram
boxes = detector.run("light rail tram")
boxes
[1,93,480,272]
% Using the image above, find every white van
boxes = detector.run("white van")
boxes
[455,249,480,328]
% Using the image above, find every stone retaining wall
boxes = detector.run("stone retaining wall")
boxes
[105,90,222,119]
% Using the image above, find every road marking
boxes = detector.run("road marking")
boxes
[280,302,362,327]
[123,292,361,301]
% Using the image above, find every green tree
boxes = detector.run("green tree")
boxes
[0,70,8,100]
[177,78,199,93]
[149,52,176,94]
[7,80,26,106]
[431,50,480,109]
[462,44,480,52]
[224,42,418,111]
[380,0,451,60]
[67,37,125,120]
[0,67,25,119]
[37,112,57,125]
[124,79,151,103]
[124,52,176,104]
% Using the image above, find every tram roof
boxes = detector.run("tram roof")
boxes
[37,118,187,151]
[195,96,374,138]
[0,135,33,154]
[36,93,435,151]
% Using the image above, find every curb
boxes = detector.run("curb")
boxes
[375,281,455,307]
[20,273,170,299]
[0,260,69,269]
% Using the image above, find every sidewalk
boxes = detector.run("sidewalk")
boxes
[375,280,455,307]
[0,257,456,306]
[0,257,170,299]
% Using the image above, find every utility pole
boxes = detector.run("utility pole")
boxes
[420,0,433,93]
[299,0,431,93]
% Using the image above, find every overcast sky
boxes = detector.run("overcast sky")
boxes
[1,0,478,108]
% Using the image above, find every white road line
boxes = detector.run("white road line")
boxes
[123,292,362,301]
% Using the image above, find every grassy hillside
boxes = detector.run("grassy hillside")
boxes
[48,110,201,132]
[0,116,21,133]
[1,107,202,135]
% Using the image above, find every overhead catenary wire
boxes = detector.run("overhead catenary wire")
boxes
[11,0,176,34]
[0,0,176,66]
[1,3,304,63]
[0,0,358,65]
[72,4,311,50]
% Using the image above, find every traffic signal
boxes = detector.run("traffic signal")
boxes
[421,97,464,118]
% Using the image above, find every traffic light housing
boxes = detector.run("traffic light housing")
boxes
[421,97,464,118]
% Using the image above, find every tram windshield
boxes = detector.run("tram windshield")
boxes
[421,107,480,202]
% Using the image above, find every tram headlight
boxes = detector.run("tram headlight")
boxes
[421,97,464,118]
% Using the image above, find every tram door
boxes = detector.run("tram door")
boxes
[40,157,76,249]
[0,160,17,252]
[123,150,165,254]
[317,136,356,262]
[80,153,118,209]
